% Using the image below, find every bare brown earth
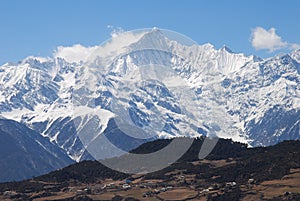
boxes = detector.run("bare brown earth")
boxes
[1,139,299,201]
[157,187,198,200]
[0,168,298,201]
[242,168,300,201]
[252,169,300,199]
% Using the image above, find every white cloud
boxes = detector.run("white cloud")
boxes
[53,28,146,65]
[54,44,98,63]
[251,27,287,52]
[290,43,300,50]
[251,27,300,52]
[107,25,125,38]
[87,30,145,64]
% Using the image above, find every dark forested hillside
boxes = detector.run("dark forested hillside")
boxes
[0,138,299,201]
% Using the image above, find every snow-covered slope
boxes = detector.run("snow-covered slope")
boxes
[0,28,299,161]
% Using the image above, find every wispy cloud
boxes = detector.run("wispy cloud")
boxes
[54,44,97,63]
[107,25,125,38]
[250,27,300,52]
[53,28,145,63]
[290,43,300,50]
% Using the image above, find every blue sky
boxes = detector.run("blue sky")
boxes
[0,0,299,65]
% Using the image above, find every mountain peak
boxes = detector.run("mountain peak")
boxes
[140,28,167,43]
[150,27,164,34]
[220,45,233,53]
[0,28,300,168]
[201,43,215,49]
[289,48,300,63]
[129,28,170,51]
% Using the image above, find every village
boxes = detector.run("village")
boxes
[1,169,254,201]
[1,140,299,201]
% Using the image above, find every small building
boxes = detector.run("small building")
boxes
[248,178,255,184]
[122,184,131,190]
[201,189,209,193]
[225,181,237,189]
[166,186,173,190]
[125,179,132,184]
[208,186,214,191]
[84,188,91,194]
[76,189,84,195]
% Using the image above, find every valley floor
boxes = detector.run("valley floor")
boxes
[1,167,299,201]
[1,139,299,201]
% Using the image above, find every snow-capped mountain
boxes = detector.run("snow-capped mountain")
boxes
[0,28,300,162]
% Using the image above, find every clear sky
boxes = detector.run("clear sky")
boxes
[0,0,299,65]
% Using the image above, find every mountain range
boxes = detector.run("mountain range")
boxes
[0,28,300,182]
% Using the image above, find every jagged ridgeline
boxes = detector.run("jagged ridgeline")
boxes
[0,29,300,183]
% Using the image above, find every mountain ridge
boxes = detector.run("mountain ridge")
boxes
[0,28,299,163]
[0,119,73,182]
